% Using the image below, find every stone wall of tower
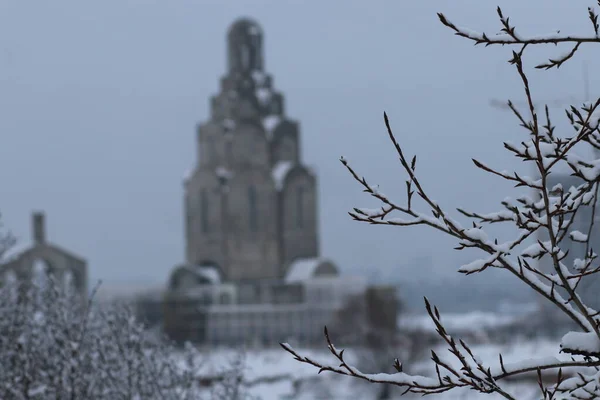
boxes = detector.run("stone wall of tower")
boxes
[223,168,280,281]
[184,18,320,282]
[187,119,280,281]
[278,167,319,270]
[184,168,225,272]
[270,121,300,165]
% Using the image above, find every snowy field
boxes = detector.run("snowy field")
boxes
[196,339,562,399]
[191,309,568,399]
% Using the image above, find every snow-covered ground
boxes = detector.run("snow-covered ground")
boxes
[141,305,582,399]
[193,339,562,399]
[402,310,521,333]
[401,304,538,333]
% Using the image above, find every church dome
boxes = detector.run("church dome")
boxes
[168,263,222,291]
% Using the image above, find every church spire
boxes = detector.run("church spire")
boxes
[227,18,264,76]
[209,18,285,126]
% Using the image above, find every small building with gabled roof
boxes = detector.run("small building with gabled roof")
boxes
[0,212,88,298]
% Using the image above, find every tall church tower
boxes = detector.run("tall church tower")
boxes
[184,18,319,282]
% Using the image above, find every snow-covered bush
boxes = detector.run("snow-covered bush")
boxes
[0,214,255,399]
[283,4,600,398]
[0,277,251,400]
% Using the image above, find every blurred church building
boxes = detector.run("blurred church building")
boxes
[160,18,396,346]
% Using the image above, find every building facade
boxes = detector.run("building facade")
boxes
[163,18,398,347]
[164,259,369,346]
[0,212,88,299]
[184,18,319,282]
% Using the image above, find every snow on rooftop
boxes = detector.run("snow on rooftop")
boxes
[285,258,334,283]
[215,166,233,181]
[185,264,221,285]
[262,115,281,134]
[222,118,236,131]
[272,161,293,190]
[251,70,267,86]
[1,241,32,263]
[182,169,193,183]
[255,88,272,105]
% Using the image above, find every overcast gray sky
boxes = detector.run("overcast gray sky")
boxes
[0,0,598,287]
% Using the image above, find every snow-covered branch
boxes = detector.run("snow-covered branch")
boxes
[438,5,600,70]
[281,299,600,398]
[285,2,600,399]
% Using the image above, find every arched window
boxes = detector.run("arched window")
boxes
[296,187,304,229]
[248,186,258,232]
[200,189,209,233]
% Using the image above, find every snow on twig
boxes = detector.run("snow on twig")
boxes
[285,3,600,398]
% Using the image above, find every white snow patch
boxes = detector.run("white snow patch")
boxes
[183,168,193,183]
[590,107,600,129]
[27,385,47,397]
[251,70,267,85]
[272,161,293,190]
[521,242,547,258]
[458,255,498,274]
[561,331,600,354]
[1,241,32,262]
[222,118,236,131]
[263,115,281,133]
[355,208,384,218]
[403,311,521,333]
[215,166,233,180]
[285,258,329,282]
[256,88,271,104]
[185,335,560,399]
[570,230,588,242]
[550,183,563,194]
[463,227,489,243]
[184,264,222,285]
